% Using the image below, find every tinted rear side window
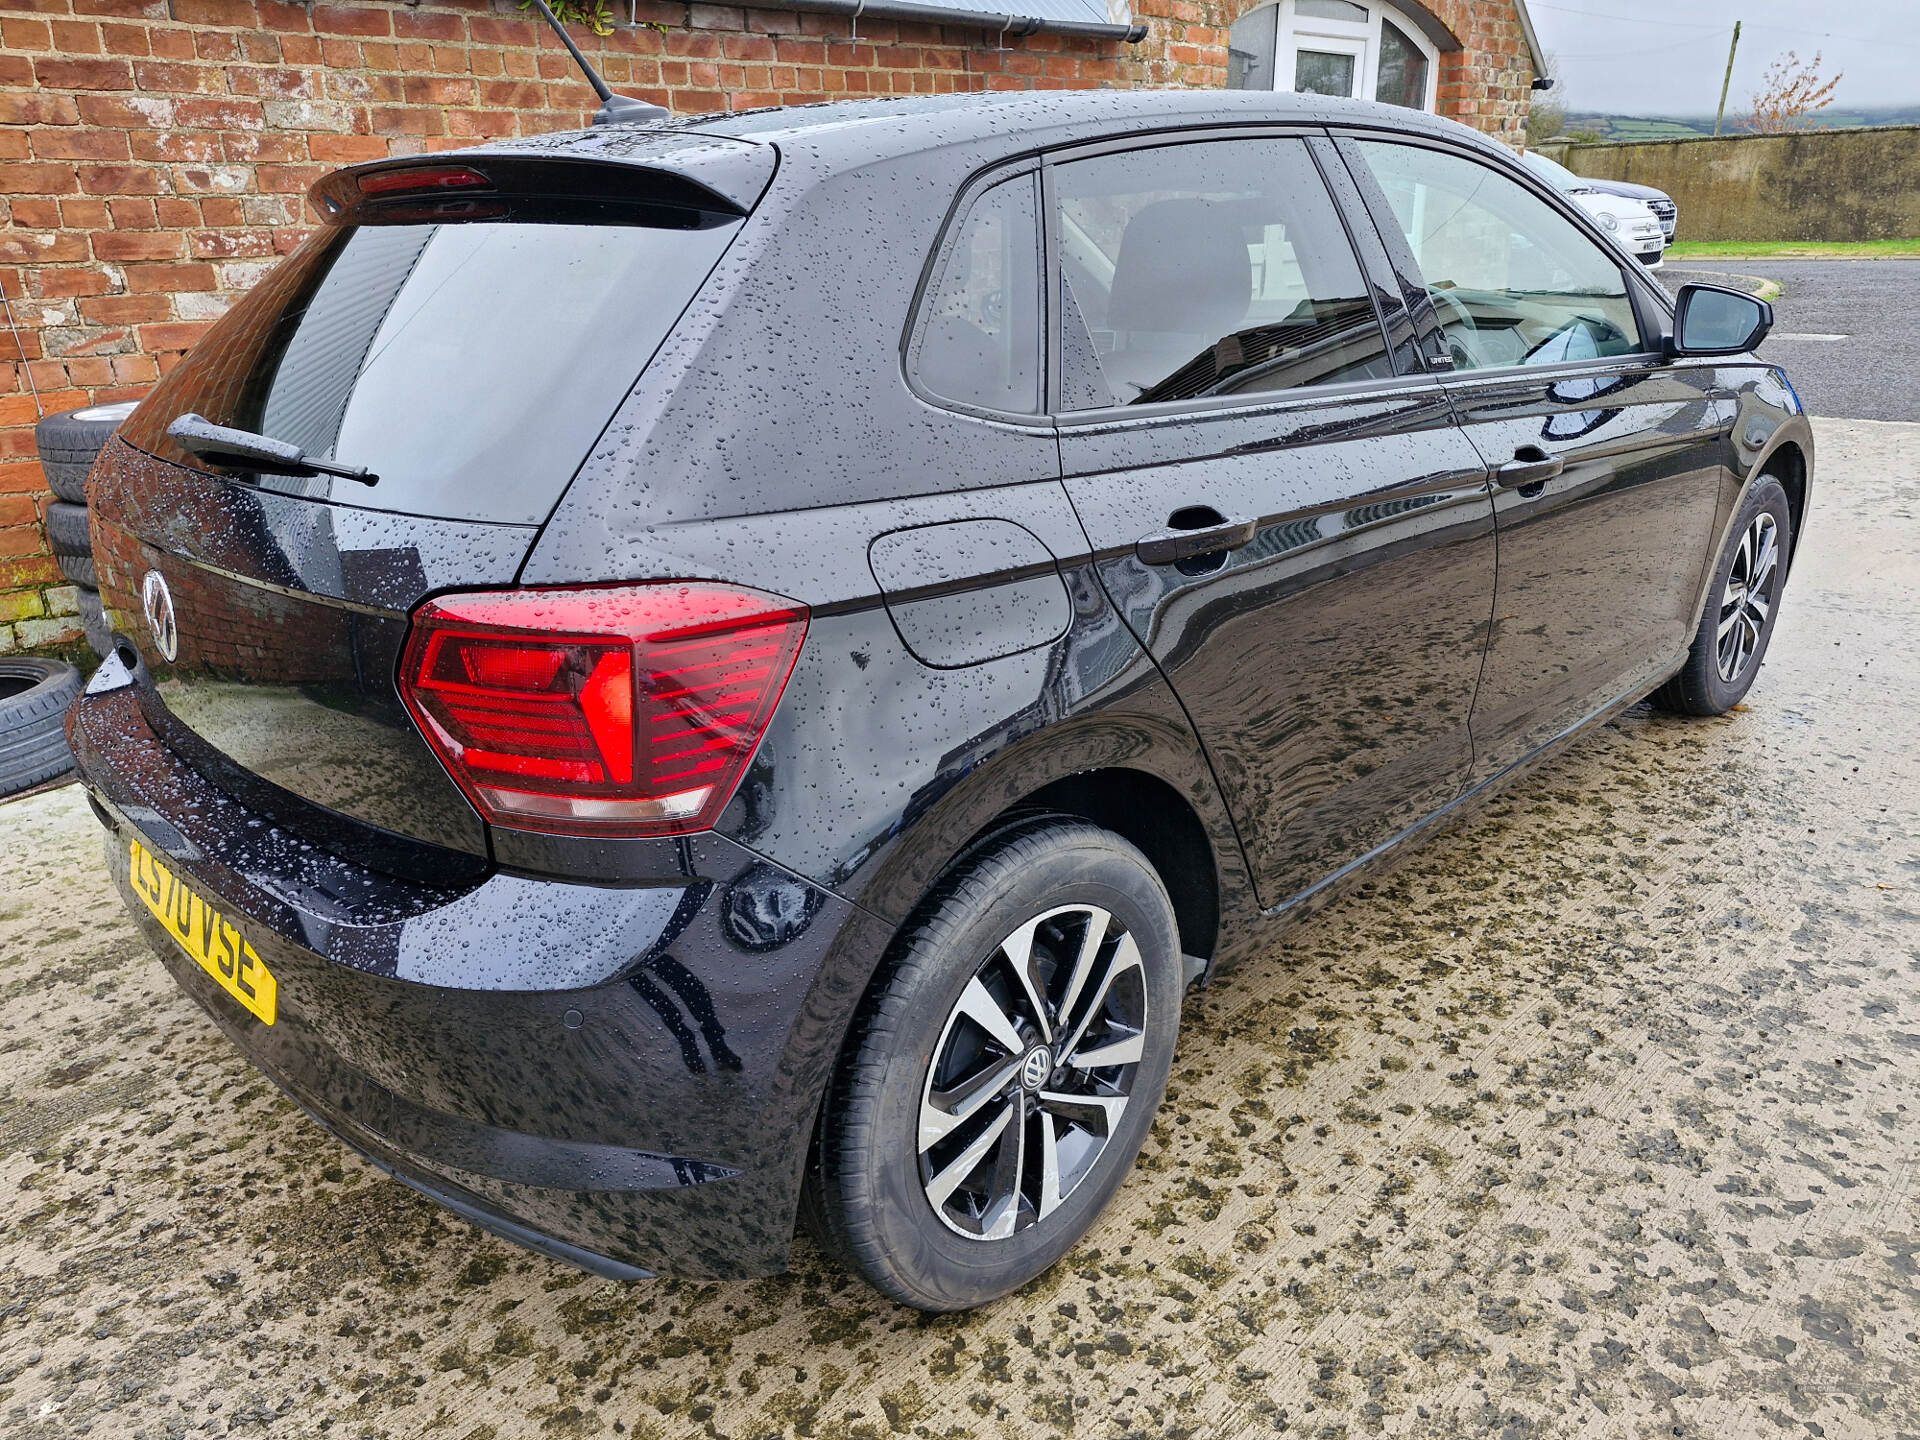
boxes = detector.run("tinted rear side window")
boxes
[910,173,1043,416]
[120,216,741,524]
[1052,137,1392,409]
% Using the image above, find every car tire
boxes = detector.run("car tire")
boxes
[1651,475,1793,717]
[35,402,137,504]
[46,499,99,590]
[48,499,98,588]
[0,657,82,796]
[45,500,92,562]
[804,817,1183,1312]
[75,585,112,659]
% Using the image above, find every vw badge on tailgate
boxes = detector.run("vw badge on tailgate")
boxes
[141,569,178,663]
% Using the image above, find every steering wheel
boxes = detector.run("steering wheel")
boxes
[1427,289,1485,370]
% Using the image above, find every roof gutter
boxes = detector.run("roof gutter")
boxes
[1513,0,1550,86]
[722,0,1148,42]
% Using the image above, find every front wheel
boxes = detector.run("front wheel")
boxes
[804,819,1183,1311]
[1651,475,1793,716]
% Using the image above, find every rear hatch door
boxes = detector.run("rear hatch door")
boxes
[91,142,769,863]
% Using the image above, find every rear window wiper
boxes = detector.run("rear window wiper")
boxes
[166,413,377,486]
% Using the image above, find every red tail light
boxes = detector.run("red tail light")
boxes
[399,583,808,838]
[357,164,491,197]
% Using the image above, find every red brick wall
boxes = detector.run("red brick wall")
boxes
[1423,0,1534,145]
[0,0,1526,651]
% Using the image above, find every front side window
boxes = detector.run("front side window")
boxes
[911,174,1042,415]
[1520,149,1590,196]
[1053,138,1391,409]
[1353,140,1645,372]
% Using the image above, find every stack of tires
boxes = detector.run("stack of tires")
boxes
[35,401,137,660]
[0,402,137,798]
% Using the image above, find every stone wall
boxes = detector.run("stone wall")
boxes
[1535,125,1920,244]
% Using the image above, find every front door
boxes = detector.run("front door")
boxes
[1049,132,1497,911]
[1339,136,1734,779]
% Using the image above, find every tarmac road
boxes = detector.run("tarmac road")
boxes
[1,415,1917,1439]
[1665,259,1920,423]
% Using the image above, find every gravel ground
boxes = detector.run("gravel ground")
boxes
[1664,260,1920,423]
[3,416,1918,1440]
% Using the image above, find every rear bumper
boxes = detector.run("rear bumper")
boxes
[69,652,877,1281]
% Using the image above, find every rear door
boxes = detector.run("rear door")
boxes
[1051,131,1497,912]
[1336,135,1733,779]
[91,151,762,860]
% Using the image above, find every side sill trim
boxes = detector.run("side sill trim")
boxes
[1259,668,1682,923]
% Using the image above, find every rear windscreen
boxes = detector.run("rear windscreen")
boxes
[119,216,742,524]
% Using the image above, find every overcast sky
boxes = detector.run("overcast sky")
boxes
[1527,0,1918,117]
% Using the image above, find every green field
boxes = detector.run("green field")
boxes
[1667,239,1920,260]
[1596,118,1711,141]
[1557,107,1920,143]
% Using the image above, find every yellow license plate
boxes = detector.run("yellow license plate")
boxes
[129,837,277,1025]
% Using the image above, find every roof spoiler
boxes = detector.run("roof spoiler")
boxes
[309,153,763,227]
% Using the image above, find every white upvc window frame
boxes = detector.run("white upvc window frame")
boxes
[1239,0,1442,113]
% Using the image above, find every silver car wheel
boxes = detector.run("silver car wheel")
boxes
[917,903,1148,1241]
[1716,511,1780,683]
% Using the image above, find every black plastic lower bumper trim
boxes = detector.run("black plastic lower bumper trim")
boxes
[286,1093,657,1283]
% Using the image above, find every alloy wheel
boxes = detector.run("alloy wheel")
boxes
[1716,511,1780,683]
[917,904,1148,1241]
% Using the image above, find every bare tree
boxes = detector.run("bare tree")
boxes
[1745,50,1842,133]
[1525,50,1568,145]
[1524,92,1569,146]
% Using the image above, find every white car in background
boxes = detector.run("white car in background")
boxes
[1521,150,1666,270]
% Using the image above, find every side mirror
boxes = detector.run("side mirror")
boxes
[1668,283,1773,357]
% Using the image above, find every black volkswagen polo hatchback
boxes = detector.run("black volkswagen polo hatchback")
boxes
[70,90,1813,1312]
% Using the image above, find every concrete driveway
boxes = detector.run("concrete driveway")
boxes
[3,415,1918,1439]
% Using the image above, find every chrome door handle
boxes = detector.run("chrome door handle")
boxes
[1136,516,1258,566]
[1495,452,1565,489]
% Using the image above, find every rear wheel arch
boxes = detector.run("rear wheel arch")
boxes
[782,763,1228,1254]
[837,684,1244,957]
[778,708,1242,1262]
[803,814,1187,1308]
[963,768,1221,965]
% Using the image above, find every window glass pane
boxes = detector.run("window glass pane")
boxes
[1053,138,1392,409]
[1354,140,1644,371]
[1376,18,1428,109]
[1297,0,1368,22]
[1227,3,1279,89]
[1295,49,1356,96]
[915,175,1041,413]
[1520,149,1585,193]
[120,217,741,524]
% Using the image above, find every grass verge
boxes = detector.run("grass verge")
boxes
[1666,239,1920,261]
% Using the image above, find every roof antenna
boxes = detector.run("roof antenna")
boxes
[524,0,670,127]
